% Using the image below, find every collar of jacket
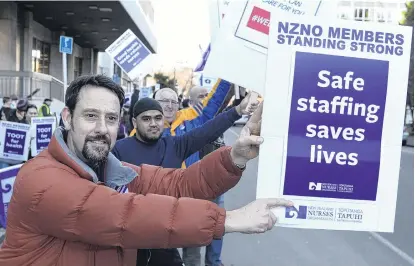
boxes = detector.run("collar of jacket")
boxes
[48,127,137,189]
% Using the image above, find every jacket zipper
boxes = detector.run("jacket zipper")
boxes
[146,250,152,266]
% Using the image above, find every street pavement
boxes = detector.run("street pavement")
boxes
[0,127,413,266]
[218,126,414,266]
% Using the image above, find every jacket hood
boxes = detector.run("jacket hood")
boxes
[48,127,137,189]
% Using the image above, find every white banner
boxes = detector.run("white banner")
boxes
[0,164,23,228]
[139,87,153,99]
[105,29,154,81]
[257,15,413,232]
[203,0,335,95]
[0,122,31,162]
[30,117,57,157]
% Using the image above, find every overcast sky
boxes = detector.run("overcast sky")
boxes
[151,0,211,70]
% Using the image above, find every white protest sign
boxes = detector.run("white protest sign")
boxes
[0,122,31,162]
[201,75,218,91]
[0,164,22,228]
[209,0,231,42]
[139,87,153,99]
[257,16,413,232]
[30,117,57,156]
[105,29,153,81]
[203,0,335,95]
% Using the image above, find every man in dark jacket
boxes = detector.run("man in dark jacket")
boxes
[8,99,29,124]
[129,86,140,129]
[112,96,255,266]
[0,97,12,121]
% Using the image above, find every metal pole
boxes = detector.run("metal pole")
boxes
[62,52,67,96]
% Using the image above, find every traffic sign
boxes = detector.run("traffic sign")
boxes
[59,36,73,54]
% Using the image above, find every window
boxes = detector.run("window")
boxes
[354,8,370,21]
[74,57,83,78]
[32,38,50,74]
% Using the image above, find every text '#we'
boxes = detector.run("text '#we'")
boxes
[247,6,271,34]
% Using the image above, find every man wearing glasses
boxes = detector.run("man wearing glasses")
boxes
[152,80,254,266]
[116,86,257,266]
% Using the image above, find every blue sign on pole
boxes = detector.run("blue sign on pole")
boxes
[59,36,73,54]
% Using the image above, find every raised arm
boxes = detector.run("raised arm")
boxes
[128,146,243,200]
[189,79,233,124]
[173,108,240,159]
[12,165,228,249]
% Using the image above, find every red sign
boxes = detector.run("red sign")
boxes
[246,6,270,34]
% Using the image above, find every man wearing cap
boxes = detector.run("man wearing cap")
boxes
[112,96,256,266]
[38,98,52,117]
[8,99,29,124]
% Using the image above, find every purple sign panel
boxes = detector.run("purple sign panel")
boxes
[36,124,52,150]
[0,166,20,228]
[114,38,150,73]
[4,129,26,156]
[283,52,388,201]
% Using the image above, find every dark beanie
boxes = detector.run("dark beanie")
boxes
[133,98,163,118]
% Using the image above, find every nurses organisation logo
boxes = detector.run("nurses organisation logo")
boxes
[285,205,364,223]
[285,205,335,221]
[309,182,354,193]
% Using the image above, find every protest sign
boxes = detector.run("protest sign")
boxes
[30,117,57,156]
[203,0,336,95]
[200,74,218,91]
[209,0,230,42]
[139,87,153,99]
[0,122,31,162]
[256,16,413,233]
[0,164,22,228]
[106,29,153,80]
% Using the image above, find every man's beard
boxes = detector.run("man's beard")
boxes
[137,128,161,144]
[82,134,111,172]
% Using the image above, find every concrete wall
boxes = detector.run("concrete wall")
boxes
[32,19,52,43]
[0,1,98,84]
[0,2,18,71]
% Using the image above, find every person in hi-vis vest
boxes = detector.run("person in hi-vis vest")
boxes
[38,98,52,117]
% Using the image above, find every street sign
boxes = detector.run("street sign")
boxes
[59,36,73,55]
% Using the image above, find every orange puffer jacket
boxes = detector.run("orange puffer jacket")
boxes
[0,128,242,266]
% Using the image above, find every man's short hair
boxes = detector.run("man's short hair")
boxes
[27,104,37,110]
[154,87,177,100]
[189,86,208,101]
[2,97,10,104]
[65,75,125,114]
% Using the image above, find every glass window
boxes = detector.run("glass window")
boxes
[74,57,83,78]
[32,38,50,74]
[354,8,370,21]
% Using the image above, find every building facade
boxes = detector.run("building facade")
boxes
[0,1,157,102]
[97,0,156,92]
[337,0,407,24]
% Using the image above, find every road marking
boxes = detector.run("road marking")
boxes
[227,126,414,265]
[369,232,414,265]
